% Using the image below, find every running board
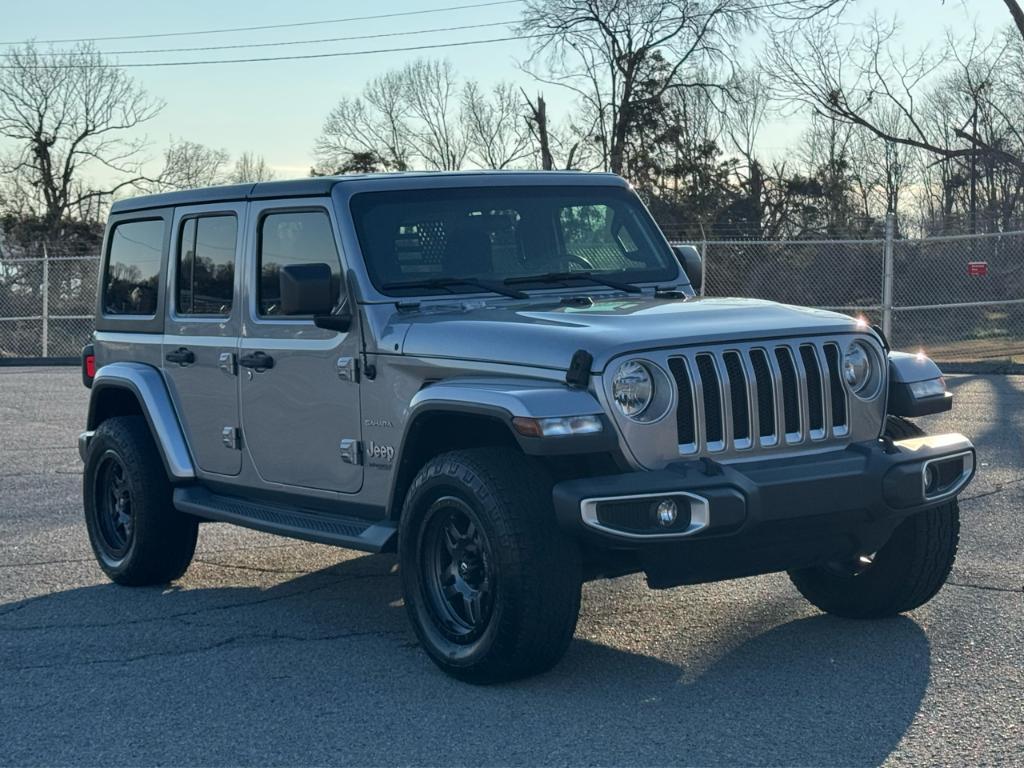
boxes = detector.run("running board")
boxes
[173,486,397,553]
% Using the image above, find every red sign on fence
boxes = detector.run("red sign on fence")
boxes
[968,261,989,277]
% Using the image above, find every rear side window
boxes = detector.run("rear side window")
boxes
[103,219,164,316]
[177,215,237,316]
[258,210,340,316]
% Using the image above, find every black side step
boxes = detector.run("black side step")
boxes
[173,486,397,553]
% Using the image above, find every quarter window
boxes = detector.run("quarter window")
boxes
[258,210,341,316]
[103,219,164,316]
[177,215,237,316]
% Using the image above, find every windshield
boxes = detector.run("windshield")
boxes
[349,185,680,297]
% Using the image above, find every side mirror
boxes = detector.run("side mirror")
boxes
[280,263,335,316]
[672,245,703,293]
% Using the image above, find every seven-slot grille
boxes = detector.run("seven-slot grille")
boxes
[668,341,849,455]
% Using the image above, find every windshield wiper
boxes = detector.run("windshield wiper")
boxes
[382,276,528,300]
[504,271,642,294]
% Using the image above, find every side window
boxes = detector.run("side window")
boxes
[258,210,341,316]
[558,204,644,271]
[177,215,237,316]
[103,219,164,316]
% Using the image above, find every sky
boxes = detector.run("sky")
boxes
[0,0,1011,184]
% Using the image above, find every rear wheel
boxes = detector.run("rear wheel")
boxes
[787,416,960,618]
[399,448,582,683]
[83,416,198,586]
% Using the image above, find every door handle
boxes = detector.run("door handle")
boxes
[239,351,274,371]
[165,347,195,366]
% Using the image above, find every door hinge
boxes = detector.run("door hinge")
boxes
[219,352,237,376]
[221,426,240,450]
[339,438,361,465]
[336,355,358,382]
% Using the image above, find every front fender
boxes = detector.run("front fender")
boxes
[85,362,195,480]
[403,376,617,458]
[408,376,606,420]
[887,351,953,417]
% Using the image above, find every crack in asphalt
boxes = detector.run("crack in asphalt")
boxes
[947,580,1023,594]
[959,476,1024,503]
[3,627,407,672]
[0,542,308,570]
[0,571,390,632]
[192,558,321,576]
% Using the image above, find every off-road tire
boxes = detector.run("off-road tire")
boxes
[83,416,198,586]
[787,416,960,618]
[399,447,582,684]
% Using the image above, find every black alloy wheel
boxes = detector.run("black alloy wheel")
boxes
[94,450,135,559]
[420,496,496,641]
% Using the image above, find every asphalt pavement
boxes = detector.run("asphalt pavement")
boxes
[0,367,1021,767]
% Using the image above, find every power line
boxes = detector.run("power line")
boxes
[0,34,549,69]
[0,1,524,46]
[5,20,518,58]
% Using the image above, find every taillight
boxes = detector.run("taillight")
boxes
[82,344,96,388]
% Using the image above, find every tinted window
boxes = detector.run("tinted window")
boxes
[177,215,237,316]
[350,186,677,295]
[104,219,164,315]
[258,211,341,316]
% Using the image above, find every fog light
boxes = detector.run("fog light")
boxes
[654,499,678,527]
[924,464,940,494]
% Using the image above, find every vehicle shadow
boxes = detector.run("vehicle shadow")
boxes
[0,552,930,767]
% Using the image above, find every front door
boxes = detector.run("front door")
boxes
[163,203,245,476]
[239,201,363,494]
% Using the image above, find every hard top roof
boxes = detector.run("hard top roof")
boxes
[109,170,624,214]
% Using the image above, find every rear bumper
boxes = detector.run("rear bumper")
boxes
[553,433,975,587]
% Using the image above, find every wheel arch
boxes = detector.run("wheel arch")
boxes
[387,404,521,521]
[86,362,195,481]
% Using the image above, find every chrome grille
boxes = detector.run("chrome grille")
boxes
[667,341,850,456]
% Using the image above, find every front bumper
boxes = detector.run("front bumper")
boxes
[553,433,975,587]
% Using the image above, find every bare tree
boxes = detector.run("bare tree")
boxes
[520,1,766,175]
[231,152,276,183]
[154,139,230,191]
[0,43,163,230]
[402,59,467,171]
[314,70,413,173]
[462,81,531,169]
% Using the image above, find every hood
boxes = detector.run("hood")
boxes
[387,296,865,372]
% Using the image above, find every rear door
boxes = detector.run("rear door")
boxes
[163,203,245,476]
[238,200,363,494]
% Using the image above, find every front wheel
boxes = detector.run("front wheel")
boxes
[788,416,960,618]
[398,448,582,683]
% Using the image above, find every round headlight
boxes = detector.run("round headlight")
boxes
[843,341,878,397]
[612,360,654,419]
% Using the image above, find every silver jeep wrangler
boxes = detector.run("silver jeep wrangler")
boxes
[78,172,975,683]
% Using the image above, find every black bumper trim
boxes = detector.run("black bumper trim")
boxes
[553,433,975,586]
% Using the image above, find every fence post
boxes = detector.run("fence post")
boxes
[882,212,895,341]
[41,243,49,358]
[700,236,708,297]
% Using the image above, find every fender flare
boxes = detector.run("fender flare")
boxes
[887,351,953,417]
[86,362,195,480]
[385,377,616,517]
[404,376,613,456]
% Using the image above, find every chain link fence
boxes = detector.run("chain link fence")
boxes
[0,248,99,360]
[2,222,1022,365]
[696,220,1024,366]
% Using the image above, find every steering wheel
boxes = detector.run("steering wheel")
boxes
[562,253,595,272]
